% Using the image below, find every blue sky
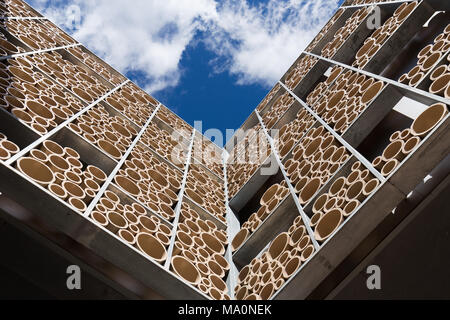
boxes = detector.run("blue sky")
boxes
[154,39,268,139]
[26,0,344,145]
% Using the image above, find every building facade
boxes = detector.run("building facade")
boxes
[0,0,449,299]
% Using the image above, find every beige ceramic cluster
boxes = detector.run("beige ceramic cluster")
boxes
[372,103,449,177]
[3,18,76,51]
[284,126,350,204]
[0,132,20,161]
[30,51,109,102]
[193,135,223,178]
[185,164,226,223]
[68,105,138,160]
[306,9,345,53]
[171,202,230,300]
[345,0,402,6]
[227,123,262,161]
[399,24,450,88]
[276,108,316,159]
[234,216,315,300]
[15,139,107,213]
[308,66,385,133]
[321,7,372,59]
[0,0,39,17]
[227,129,272,199]
[157,106,193,140]
[0,30,25,56]
[113,144,183,222]
[106,83,158,127]
[67,46,126,86]
[231,181,290,252]
[0,57,85,135]
[353,2,419,69]
[257,84,281,112]
[90,189,173,265]
[311,161,380,242]
[139,122,188,169]
[284,56,319,90]
[262,92,295,129]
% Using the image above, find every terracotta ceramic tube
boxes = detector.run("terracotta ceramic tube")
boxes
[213,230,228,246]
[235,286,248,300]
[268,233,292,260]
[329,176,346,196]
[289,225,306,247]
[16,157,55,186]
[361,81,384,105]
[402,136,421,156]
[296,233,310,252]
[389,131,401,143]
[265,198,279,216]
[382,140,405,161]
[0,146,10,160]
[399,128,412,141]
[293,215,303,228]
[314,208,344,242]
[63,181,85,200]
[137,232,167,263]
[430,65,447,81]
[411,103,448,138]
[260,184,280,206]
[259,282,275,300]
[53,171,65,185]
[340,195,358,215]
[182,250,197,264]
[282,256,301,280]
[298,177,322,204]
[177,230,194,248]
[158,223,172,238]
[429,74,450,96]
[381,159,399,177]
[132,202,147,216]
[362,176,379,195]
[398,73,408,84]
[372,156,384,171]
[212,253,230,272]
[48,183,68,201]
[69,197,87,213]
[171,255,201,286]
[106,211,128,234]
[128,223,140,235]
[84,188,96,204]
[345,179,367,202]
[310,212,323,228]
[48,154,71,174]
[172,241,184,257]
[123,210,138,225]
[300,244,315,262]
[1,139,19,156]
[63,146,80,160]
[40,140,64,156]
[86,165,107,184]
[12,108,33,126]
[118,229,136,246]
[421,52,441,72]
[209,274,228,293]
[91,211,109,228]
[156,231,170,247]
[114,175,141,197]
[201,232,225,256]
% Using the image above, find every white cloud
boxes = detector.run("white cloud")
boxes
[205,0,339,86]
[25,0,338,92]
